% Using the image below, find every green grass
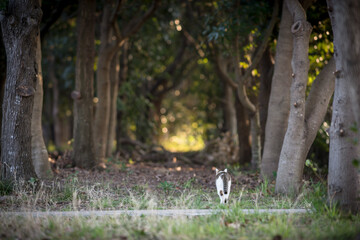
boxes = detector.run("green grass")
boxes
[0,207,359,240]
[0,171,359,239]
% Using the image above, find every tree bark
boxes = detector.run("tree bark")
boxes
[0,27,6,159]
[327,0,360,213]
[258,47,273,153]
[0,0,41,181]
[106,52,120,157]
[261,1,293,180]
[94,1,118,166]
[47,53,63,148]
[72,0,97,169]
[235,96,251,165]
[275,0,335,194]
[31,33,52,178]
[116,41,129,153]
[223,83,237,138]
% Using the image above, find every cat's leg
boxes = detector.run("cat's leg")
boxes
[217,190,222,203]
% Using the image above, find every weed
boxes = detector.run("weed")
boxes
[158,181,175,194]
[183,177,196,189]
[0,180,13,195]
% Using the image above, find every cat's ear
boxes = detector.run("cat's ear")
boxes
[215,168,219,174]
[224,169,227,172]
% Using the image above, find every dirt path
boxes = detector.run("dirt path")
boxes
[1,209,310,217]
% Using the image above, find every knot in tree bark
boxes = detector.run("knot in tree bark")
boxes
[30,7,42,23]
[16,85,35,97]
[291,20,312,36]
[333,69,341,78]
[339,128,345,136]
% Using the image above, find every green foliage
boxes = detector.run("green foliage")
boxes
[203,1,270,43]
[307,122,330,169]
[0,180,13,196]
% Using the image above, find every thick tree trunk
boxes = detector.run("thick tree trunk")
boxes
[258,47,273,152]
[31,34,52,178]
[95,49,115,165]
[275,0,335,194]
[106,52,120,157]
[94,1,117,166]
[0,27,6,159]
[261,1,293,179]
[235,97,251,165]
[72,0,97,169]
[327,0,360,213]
[0,0,41,181]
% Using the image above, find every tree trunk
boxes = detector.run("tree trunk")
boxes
[116,41,129,153]
[95,0,157,165]
[275,0,335,194]
[47,53,62,148]
[250,111,261,169]
[72,0,97,169]
[94,1,117,166]
[261,1,293,180]
[223,83,237,138]
[235,96,251,165]
[258,47,273,152]
[0,27,6,159]
[106,52,120,157]
[327,0,360,213]
[0,0,41,181]
[31,33,52,178]
[235,71,261,169]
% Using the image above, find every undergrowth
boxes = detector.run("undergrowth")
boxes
[0,169,359,239]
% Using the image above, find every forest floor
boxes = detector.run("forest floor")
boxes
[0,156,359,239]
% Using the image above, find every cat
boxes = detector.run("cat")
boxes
[215,168,232,204]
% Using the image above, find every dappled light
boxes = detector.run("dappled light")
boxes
[160,127,206,152]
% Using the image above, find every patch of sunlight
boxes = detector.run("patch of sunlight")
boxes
[160,131,205,152]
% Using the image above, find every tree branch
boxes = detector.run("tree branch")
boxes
[211,45,238,89]
[234,36,257,114]
[121,0,159,41]
[305,57,335,146]
[242,0,279,83]
[183,29,205,58]
[286,0,307,23]
[109,0,124,25]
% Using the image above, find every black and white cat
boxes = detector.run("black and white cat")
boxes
[215,168,232,204]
